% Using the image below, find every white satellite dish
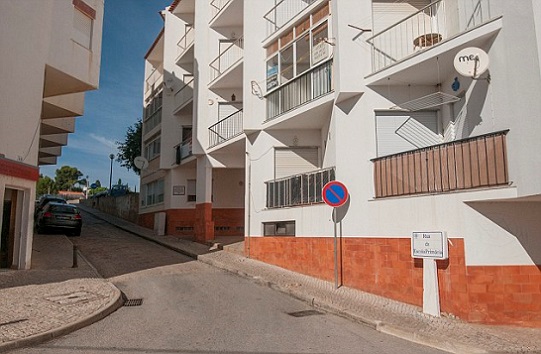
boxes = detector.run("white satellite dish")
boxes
[134,156,149,170]
[454,47,489,78]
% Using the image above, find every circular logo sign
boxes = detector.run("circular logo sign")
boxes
[454,47,489,78]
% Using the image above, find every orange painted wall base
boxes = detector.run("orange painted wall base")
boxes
[247,236,541,327]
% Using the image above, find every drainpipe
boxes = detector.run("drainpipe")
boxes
[246,151,251,258]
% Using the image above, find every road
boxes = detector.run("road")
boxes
[11,211,445,354]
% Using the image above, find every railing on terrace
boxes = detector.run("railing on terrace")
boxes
[208,109,243,148]
[176,26,194,61]
[143,108,161,135]
[266,59,333,121]
[210,0,231,21]
[264,0,317,37]
[266,167,335,208]
[209,37,244,83]
[366,0,492,72]
[371,130,509,199]
[174,77,194,111]
[175,137,192,163]
[145,67,163,94]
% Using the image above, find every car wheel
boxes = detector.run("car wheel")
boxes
[71,228,81,237]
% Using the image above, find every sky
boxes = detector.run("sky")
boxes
[40,0,172,190]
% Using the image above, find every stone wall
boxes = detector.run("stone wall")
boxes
[81,194,139,224]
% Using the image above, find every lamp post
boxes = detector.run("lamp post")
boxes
[109,154,114,191]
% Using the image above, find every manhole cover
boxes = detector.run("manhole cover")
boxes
[287,310,323,317]
[123,298,143,307]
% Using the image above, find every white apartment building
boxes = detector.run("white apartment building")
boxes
[145,0,541,326]
[0,0,104,269]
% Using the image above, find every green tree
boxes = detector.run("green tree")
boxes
[36,174,56,196]
[116,119,142,175]
[55,166,84,191]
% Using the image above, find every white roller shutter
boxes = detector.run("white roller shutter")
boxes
[372,0,431,33]
[275,148,319,179]
[218,102,243,121]
[375,111,440,157]
[73,9,93,49]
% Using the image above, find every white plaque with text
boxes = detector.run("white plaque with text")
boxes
[411,231,448,259]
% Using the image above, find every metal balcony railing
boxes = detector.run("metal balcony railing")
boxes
[208,109,243,148]
[174,77,194,111]
[210,0,231,21]
[209,37,244,83]
[366,0,492,72]
[264,0,317,37]
[176,26,194,62]
[266,59,333,121]
[372,130,509,198]
[145,66,163,94]
[266,167,335,208]
[175,136,193,163]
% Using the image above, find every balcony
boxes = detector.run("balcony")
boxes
[372,130,509,199]
[366,0,497,77]
[208,109,243,148]
[175,136,193,164]
[145,66,163,99]
[266,59,333,121]
[175,26,194,66]
[266,167,335,208]
[264,0,318,38]
[209,37,243,87]
[210,0,243,28]
[143,108,161,136]
[173,76,194,114]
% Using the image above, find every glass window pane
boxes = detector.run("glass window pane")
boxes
[296,35,310,75]
[266,55,279,90]
[312,22,329,65]
[280,46,294,82]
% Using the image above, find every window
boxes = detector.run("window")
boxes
[143,92,162,133]
[72,0,96,50]
[263,221,295,236]
[142,179,164,206]
[144,137,161,161]
[265,2,331,92]
[187,179,196,202]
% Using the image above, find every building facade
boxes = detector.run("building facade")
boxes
[0,0,104,269]
[145,0,541,326]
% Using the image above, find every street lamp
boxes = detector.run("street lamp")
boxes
[109,154,115,191]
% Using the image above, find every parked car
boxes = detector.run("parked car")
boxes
[36,202,82,236]
[35,195,67,218]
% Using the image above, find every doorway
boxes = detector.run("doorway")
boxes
[1,188,18,268]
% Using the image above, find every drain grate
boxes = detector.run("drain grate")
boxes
[123,298,143,307]
[287,310,323,317]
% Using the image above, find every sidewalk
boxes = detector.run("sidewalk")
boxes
[0,233,122,352]
[2,205,541,353]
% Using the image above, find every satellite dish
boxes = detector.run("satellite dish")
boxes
[134,156,149,170]
[454,47,489,78]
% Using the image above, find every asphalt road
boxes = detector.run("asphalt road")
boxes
[11,211,444,354]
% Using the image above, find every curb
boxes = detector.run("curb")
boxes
[0,283,124,353]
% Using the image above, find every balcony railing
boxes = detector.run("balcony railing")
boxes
[210,0,231,21]
[176,26,194,62]
[266,59,333,121]
[264,0,317,37]
[372,130,509,199]
[175,137,193,163]
[209,37,244,83]
[145,67,163,94]
[174,77,194,111]
[208,109,243,148]
[266,167,335,208]
[366,0,492,72]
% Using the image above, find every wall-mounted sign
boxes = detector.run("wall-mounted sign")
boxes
[454,47,489,78]
[173,185,185,195]
[411,231,448,259]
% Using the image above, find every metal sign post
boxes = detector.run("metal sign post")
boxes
[322,181,349,290]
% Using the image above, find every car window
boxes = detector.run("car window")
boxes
[50,205,78,214]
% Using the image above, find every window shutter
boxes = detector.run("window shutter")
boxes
[275,148,319,179]
[73,9,92,49]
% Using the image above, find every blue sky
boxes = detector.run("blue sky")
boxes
[40,0,172,190]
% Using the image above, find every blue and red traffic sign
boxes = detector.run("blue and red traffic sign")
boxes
[322,181,349,207]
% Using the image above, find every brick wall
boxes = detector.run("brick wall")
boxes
[247,236,541,327]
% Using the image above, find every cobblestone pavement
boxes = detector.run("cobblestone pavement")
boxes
[2,204,541,353]
[0,233,122,352]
